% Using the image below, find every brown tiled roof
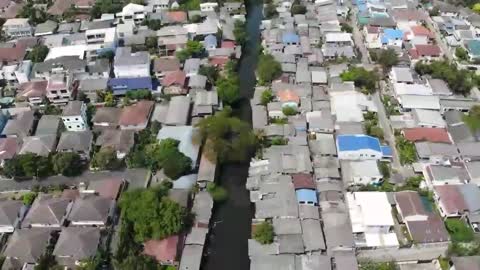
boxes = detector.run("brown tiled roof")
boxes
[407,215,449,243]
[410,25,434,39]
[394,191,428,219]
[0,137,18,160]
[118,100,154,126]
[292,173,315,189]
[143,235,179,263]
[88,178,123,200]
[17,80,48,99]
[162,70,186,87]
[47,0,72,16]
[403,128,451,144]
[0,45,26,63]
[434,185,467,215]
[409,45,442,59]
[154,58,180,73]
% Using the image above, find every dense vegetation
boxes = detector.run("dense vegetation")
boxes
[206,182,228,202]
[176,40,205,62]
[359,261,397,270]
[260,89,274,105]
[256,54,282,85]
[193,107,257,163]
[395,136,417,165]
[233,20,248,46]
[445,219,474,243]
[371,49,398,71]
[340,67,379,94]
[26,45,49,63]
[415,60,478,95]
[463,105,480,133]
[216,61,241,105]
[253,221,274,244]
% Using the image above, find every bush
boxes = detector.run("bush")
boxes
[256,54,282,85]
[22,192,37,206]
[445,219,474,242]
[340,67,379,94]
[270,137,288,145]
[52,152,83,177]
[253,221,274,244]
[455,47,469,61]
[396,137,417,165]
[282,106,297,116]
[260,89,274,105]
[291,4,307,14]
[415,60,475,95]
[206,183,228,202]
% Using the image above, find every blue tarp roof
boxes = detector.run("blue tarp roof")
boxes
[108,77,153,93]
[204,34,217,48]
[337,134,382,152]
[296,189,318,204]
[282,32,300,44]
[381,28,403,44]
[381,146,392,157]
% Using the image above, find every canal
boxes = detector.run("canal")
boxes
[201,2,263,270]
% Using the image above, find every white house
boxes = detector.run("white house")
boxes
[0,61,31,86]
[85,27,117,60]
[200,2,218,12]
[2,18,33,38]
[61,101,88,132]
[336,134,383,160]
[347,192,399,248]
[325,33,354,46]
[113,47,150,78]
[116,3,146,24]
[342,160,383,186]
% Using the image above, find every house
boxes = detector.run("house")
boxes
[86,177,124,200]
[162,70,186,95]
[188,74,207,90]
[16,81,47,106]
[0,137,19,166]
[68,194,114,227]
[92,107,121,130]
[19,135,57,157]
[3,229,52,268]
[450,256,480,270]
[0,60,32,86]
[2,18,32,38]
[434,184,480,218]
[341,160,382,186]
[413,109,446,128]
[426,165,470,186]
[2,110,34,139]
[405,25,434,45]
[200,2,218,12]
[324,33,353,46]
[95,130,134,159]
[390,67,413,84]
[108,77,153,95]
[113,47,150,78]
[116,3,146,25]
[53,227,101,269]
[32,56,86,79]
[466,40,480,62]
[204,34,217,50]
[61,101,88,132]
[457,142,480,162]
[184,58,200,77]
[0,200,25,233]
[56,131,93,159]
[403,128,451,144]
[22,194,72,228]
[409,44,442,61]
[381,28,403,48]
[157,125,200,167]
[197,152,217,187]
[35,115,59,136]
[427,78,452,96]
[394,191,449,244]
[78,78,108,102]
[154,58,180,78]
[34,20,57,36]
[415,142,459,162]
[119,100,154,130]
[0,0,22,19]
[164,95,191,126]
[0,44,27,65]
[193,90,219,117]
[84,27,117,60]
[46,74,76,105]
[336,134,383,160]
[346,192,399,248]
[143,235,179,265]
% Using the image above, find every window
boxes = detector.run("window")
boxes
[75,118,79,121]
[68,126,72,129]
[76,125,80,128]
[65,118,70,121]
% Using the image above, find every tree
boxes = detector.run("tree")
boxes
[233,20,247,45]
[92,147,119,170]
[256,54,282,85]
[282,106,297,116]
[27,45,49,63]
[216,75,240,105]
[377,49,398,71]
[206,182,228,202]
[474,3,480,14]
[455,47,469,61]
[199,65,219,83]
[119,186,187,242]
[126,89,152,100]
[34,254,58,270]
[340,23,353,33]
[104,92,116,107]
[291,3,307,14]
[260,89,274,105]
[22,192,37,206]
[340,67,379,93]
[142,138,191,179]
[193,107,257,163]
[429,6,439,16]
[145,36,158,53]
[176,40,204,62]
[464,105,480,132]
[145,19,162,30]
[190,14,202,23]
[253,221,274,244]
[445,219,474,242]
[90,0,123,18]
[264,3,278,19]
[52,152,82,177]
[18,4,48,25]
[2,154,52,179]
[162,152,191,179]
[396,137,417,165]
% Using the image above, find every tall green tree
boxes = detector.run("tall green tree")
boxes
[256,54,282,85]
[340,67,379,94]
[52,152,82,177]
[377,49,398,71]
[216,75,240,105]
[27,45,49,63]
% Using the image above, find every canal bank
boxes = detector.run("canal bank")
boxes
[201,2,263,270]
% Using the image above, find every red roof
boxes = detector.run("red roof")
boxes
[166,11,187,23]
[118,100,154,127]
[162,70,186,87]
[0,45,26,63]
[409,45,442,59]
[403,128,451,143]
[366,26,380,34]
[221,41,236,49]
[209,56,229,66]
[411,26,434,39]
[434,185,467,215]
[292,174,315,189]
[143,235,179,263]
[0,137,18,160]
[277,89,300,103]
[17,80,48,99]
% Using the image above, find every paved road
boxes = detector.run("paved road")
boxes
[357,243,448,262]
[350,7,370,64]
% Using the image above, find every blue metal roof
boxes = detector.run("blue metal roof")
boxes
[282,32,300,44]
[296,189,318,205]
[381,145,392,157]
[337,134,382,152]
[108,77,153,94]
[204,34,217,48]
[381,28,403,44]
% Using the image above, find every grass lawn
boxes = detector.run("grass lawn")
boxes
[445,219,474,242]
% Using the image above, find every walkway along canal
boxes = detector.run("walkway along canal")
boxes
[201,2,263,270]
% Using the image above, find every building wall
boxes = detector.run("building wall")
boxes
[114,63,150,78]
[338,149,382,160]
